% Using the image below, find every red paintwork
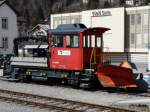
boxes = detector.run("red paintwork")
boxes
[50,33,83,70]
[49,27,109,71]
[83,48,92,68]
[50,48,82,70]
[83,48,102,69]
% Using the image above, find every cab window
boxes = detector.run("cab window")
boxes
[83,35,102,48]
[52,35,63,47]
[66,35,79,48]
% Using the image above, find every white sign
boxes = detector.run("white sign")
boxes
[58,50,71,56]
[92,10,111,17]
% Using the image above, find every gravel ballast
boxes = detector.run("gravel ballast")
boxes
[0,80,133,105]
[0,79,149,111]
[0,101,49,112]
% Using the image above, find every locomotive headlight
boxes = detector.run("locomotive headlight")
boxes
[26,71,31,75]
[40,73,43,76]
[40,72,46,76]
[28,72,31,75]
[43,73,46,76]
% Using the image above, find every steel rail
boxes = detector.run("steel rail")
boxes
[0,89,136,112]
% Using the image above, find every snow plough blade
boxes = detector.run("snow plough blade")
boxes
[96,65,137,88]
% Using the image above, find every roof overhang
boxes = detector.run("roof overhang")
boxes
[0,0,20,16]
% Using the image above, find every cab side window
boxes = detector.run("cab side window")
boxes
[52,35,63,47]
[66,35,79,48]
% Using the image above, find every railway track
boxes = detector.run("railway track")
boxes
[0,89,135,112]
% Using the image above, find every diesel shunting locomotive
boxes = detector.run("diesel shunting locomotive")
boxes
[7,24,147,91]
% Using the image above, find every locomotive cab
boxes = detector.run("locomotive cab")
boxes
[49,24,109,71]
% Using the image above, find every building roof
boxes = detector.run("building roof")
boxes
[0,0,19,16]
[29,24,50,36]
[32,24,50,31]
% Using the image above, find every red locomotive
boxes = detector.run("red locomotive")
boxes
[8,24,147,91]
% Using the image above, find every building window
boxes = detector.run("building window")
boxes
[66,16,71,24]
[71,16,81,23]
[130,33,135,47]
[136,34,142,48]
[53,20,58,29]
[131,14,135,25]
[144,13,148,25]
[2,37,8,49]
[143,33,148,48]
[126,0,134,5]
[2,17,8,29]
[82,0,88,4]
[137,14,141,24]
[62,19,66,24]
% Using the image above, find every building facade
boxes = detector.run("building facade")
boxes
[126,6,150,53]
[50,6,150,72]
[0,0,18,54]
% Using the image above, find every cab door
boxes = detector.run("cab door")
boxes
[83,34,103,69]
[49,34,65,69]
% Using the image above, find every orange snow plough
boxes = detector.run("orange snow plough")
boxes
[96,61,137,88]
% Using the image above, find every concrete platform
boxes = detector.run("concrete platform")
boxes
[112,98,150,112]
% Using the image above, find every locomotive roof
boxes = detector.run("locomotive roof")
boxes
[48,24,86,34]
[48,24,110,34]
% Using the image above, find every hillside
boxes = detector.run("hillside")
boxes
[8,0,83,27]
[7,0,150,28]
